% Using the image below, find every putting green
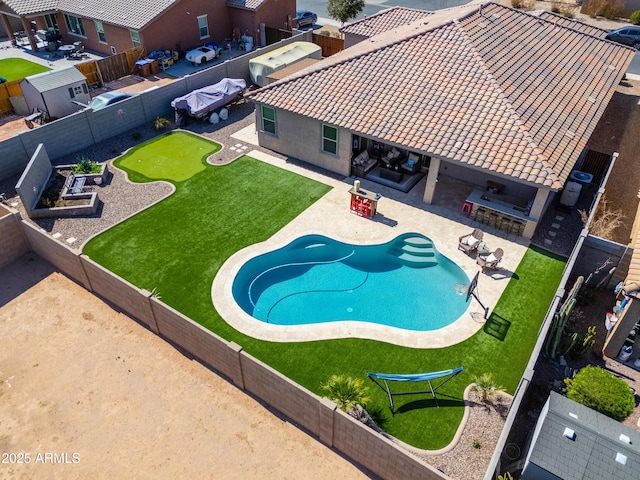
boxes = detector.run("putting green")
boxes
[0,58,50,82]
[115,131,221,182]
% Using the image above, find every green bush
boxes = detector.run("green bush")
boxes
[631,10,640,24]
[565,366,635,421]
[72,157,101,174]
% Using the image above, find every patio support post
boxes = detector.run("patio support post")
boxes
[0,14,13,41]
[422,156,441,204]
[20,16,38,53]
[523,187,551,238]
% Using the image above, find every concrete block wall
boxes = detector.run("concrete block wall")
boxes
[240,350,323,436]
[0,136,31,178]
[15,144,51,212]
[80,255,157,329]
[149,297,244,387]
[333,411,445,480]
[19,115,95,163]
[19,221,91,290]
[0,206,30,269]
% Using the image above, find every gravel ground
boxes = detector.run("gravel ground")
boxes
[0,100,259,248]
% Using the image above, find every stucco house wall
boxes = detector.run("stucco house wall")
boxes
[255,106,351,176]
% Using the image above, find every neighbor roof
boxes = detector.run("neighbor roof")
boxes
[538,10,609,38]
[1,0,58,15]
[523,392,640,480]
[1,0,180,30]
[226,0,269,10]
[339,6,433,37]
[249,2,633,189]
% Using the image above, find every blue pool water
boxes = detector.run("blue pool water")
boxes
[232,233,470,331]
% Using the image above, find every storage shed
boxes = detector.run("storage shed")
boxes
[249,42,322,87]
[20,67,90,119]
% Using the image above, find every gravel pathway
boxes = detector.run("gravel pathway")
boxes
[0,100,259,248]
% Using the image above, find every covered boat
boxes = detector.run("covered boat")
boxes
[171,78,246,122]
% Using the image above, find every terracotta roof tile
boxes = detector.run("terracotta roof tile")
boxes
[250,3,633,189]
[341,7,434,38]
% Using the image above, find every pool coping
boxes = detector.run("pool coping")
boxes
[214,234,487,348]
[212,148,527,349]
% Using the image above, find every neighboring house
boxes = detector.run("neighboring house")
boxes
[602,227,640,363]
[248,2,634,239]
[20,67,89,119]
[0,0,295,56]
[340,6,434,48]
[520,391,640,480]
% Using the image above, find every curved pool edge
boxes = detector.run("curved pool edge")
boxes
[212,234,487,349]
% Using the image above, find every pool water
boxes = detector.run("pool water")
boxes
[232,233,470,331]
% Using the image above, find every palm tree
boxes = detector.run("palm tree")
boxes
[321,374,371,411]
[471,372,504,402]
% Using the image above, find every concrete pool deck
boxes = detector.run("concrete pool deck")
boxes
[215,127,529,348]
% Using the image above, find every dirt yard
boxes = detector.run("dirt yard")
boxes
[0,254,369,479]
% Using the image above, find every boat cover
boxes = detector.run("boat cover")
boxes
[170,78,246,117]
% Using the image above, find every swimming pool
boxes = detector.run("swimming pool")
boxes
[232,233,470,331]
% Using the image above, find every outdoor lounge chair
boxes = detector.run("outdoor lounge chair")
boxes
[477,248,504,272]
[458,228,484,254]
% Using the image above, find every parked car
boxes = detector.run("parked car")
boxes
[294,10,317,28]
[185,46,220,65]
[605,27,640,49]
[87,92,133,110]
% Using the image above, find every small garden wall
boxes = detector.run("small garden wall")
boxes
[16,144,105,218]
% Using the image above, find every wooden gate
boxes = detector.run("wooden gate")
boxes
[312,32,344,57]
[265,27,292,45]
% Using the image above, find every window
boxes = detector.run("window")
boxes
[45,14,59,33]
[197,15,209,39]
[95,21,106,43]
[322,124,338,155]
[130,30,141,48]
[64,14,85,36]
[261,105,276,134]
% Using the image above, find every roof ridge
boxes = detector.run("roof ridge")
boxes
[449,17,560,186]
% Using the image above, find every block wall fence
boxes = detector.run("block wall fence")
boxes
[3,214,447,480]
[0,31,312,181]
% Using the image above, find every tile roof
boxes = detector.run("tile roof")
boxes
[339,6,433,37]
[2,0,179,30]
[57,0,179,30]
[226,0,269,10]
[1,0,59,15]
[538,10,609,38]
[525,392,640,480]
[249,2,633,189]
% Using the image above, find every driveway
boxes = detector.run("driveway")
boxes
[0,253,370,479]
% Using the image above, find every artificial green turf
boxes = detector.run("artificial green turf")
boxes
[0,58,50,82]
[84,133,566,449]
[116,131,214,182]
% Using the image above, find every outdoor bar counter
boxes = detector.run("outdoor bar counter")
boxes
[465,188,534,236]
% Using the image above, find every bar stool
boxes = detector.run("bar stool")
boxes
[486,211,500,229]
[500,216,512,236]
[461,201,473,217]
[510,219,524,239]
[473,207,487,225]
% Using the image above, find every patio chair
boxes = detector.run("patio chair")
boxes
[477,248,504,272]
[458,228,484,255]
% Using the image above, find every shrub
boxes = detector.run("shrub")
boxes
[471,372,505,402]
[131,131,142,141]
[154,116,170,130]
[72,157,101,174]
[321,374,371,411]
[565,366,635,421]
[583,0,625,19]
[631,10,640,24]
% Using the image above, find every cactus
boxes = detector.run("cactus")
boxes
[544,276,584,359]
